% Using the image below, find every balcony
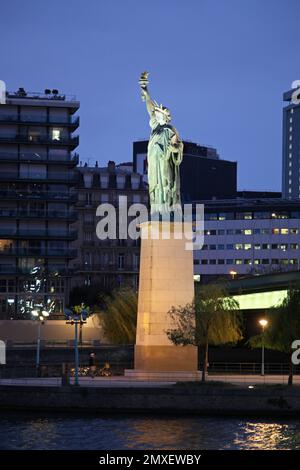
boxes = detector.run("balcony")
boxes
[0,151,79,166]
[0,134,79,148]
[0,265,73,275]
[0,114,79,129]
[0,228,77,240]
[0,190,77,202]
[0,209,78,221]
[0,171,78,184]
[0,248,77,258]
[73,264,138,273]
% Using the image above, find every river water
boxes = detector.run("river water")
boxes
[0,413,300,450]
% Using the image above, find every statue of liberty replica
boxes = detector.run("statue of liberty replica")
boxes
[139,72,184,215]
[124,73,199,380]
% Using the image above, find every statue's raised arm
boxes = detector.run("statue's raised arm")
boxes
[139,71,155,117]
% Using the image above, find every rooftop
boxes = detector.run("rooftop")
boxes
[6,88,77,102]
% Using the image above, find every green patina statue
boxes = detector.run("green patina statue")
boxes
[139,72,184,215]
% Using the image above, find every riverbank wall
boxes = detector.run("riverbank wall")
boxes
[0,384,299,416]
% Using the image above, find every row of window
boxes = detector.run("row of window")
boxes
[194,258,299,266]
[202,243,299,251]
[205,211,300,221]
[0,278,64,293]
[83,193,147,205]
[203,228,299,236]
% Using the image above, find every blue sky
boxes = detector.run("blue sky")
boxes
[0,0,299,191]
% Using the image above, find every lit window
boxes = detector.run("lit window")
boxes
[52,129,61,141]
[280,228,289,235]
[235,244,243,250]
[244,229,252,235]
[244,244,251,250]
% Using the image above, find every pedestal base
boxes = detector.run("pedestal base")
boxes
[133,344,198,372]
[131,221,198,379]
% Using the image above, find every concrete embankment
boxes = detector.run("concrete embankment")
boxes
[0,384,299,416]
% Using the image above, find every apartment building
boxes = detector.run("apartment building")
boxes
[70,161,148,291]
[0,87,79,318]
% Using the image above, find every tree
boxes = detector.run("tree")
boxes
[69,283,109,310]
[248,289,300,385]
[167,283,243,381]
[98,288,138,344]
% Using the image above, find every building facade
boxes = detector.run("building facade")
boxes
[0,88,79,319]
[193,198,300,282]
[70,161,148,292]
[282,85,300,199]
[133,140,237,202]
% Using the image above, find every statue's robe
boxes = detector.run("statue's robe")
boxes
[147,115,183,214]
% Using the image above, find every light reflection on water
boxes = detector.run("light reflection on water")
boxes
[0,413,300,450]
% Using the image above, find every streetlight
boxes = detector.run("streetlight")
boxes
[258,318,268,376]
[64,305,89,386]
[31,309,49,374]
[229,270,237,279]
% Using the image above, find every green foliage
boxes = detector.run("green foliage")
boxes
[167,283,243,347]
[98,289,138,344]
[248,289,300,354]
[72,303,90,315]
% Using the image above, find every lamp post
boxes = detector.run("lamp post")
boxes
[258,318,268,376]
[31,309,49,374]
[64,305,89,386]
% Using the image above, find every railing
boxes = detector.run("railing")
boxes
[0,248,77,257]
[0,135,79,145]
[73,264,139,272]
[0,190,77,201]
[0,151,79,163]
[0,114,79,125]
[6,90,77,101]
[0,171,78,182]
[207,362,300,375]
[0,266,73,275]
[0,209,77,219]
[0,228,77,238]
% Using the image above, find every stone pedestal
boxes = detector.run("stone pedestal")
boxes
[125,221,200,381]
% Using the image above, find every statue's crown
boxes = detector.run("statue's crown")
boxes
[154,101,171,119]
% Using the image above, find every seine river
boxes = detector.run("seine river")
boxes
[0,413,300,450]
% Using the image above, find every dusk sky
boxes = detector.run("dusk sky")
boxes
[1,0,299,192]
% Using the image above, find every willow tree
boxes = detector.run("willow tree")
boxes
[249,289,300,386]
[167,283,243,381]
[99,289,138,344]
